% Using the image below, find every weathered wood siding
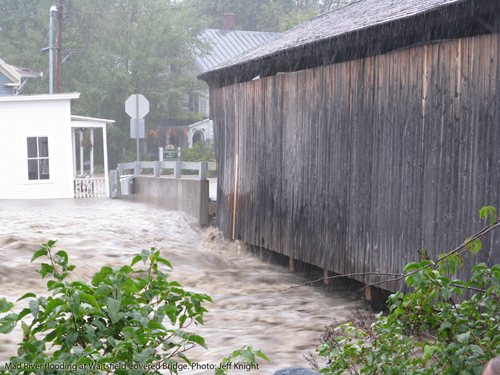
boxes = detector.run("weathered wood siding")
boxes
[211,33,500,291]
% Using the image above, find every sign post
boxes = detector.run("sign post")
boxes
[125,94,149,175]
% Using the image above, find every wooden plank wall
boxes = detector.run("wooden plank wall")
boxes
[210,33,500,292]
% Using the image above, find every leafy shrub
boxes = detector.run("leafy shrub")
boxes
[177,140,216,177]
[0,242,213,374]
[119,152,151,164]
[178,140,215,163]
[313,207,500,375]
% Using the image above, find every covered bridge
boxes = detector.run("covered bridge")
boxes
[198,0,500,297]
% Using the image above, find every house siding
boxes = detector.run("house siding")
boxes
[0,71,14,96]
[0,98,74,199]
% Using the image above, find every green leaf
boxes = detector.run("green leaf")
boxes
[55,250,69,264]
[188,334,207,349]
[107,298,121,323]
[131,255,143,266]
[0,298,13,313]
[423,345,435,360]
[31,249,48,262]
[156,258,173,269]
[122,277,139,293]
[92,267,113,285]
[253,350,270,361]
[16,293,36,302]
[403,262,420,273]
[240,349,255,363]
[141,249,150,264]
[466,239,482,255]
[0,313,18,334]
[480,206,497,225]
[38,263,54,278]
[29,300,39,319]
[45,299,64,315]
[71,294,81,316]
[456,331,471,343]
[178,352,192,366]
[18,308,32,320]
[80,293,99,309]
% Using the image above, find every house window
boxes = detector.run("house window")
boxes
[27,137,50,180]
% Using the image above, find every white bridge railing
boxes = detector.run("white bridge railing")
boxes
[74,177,107,198]
[116,161,215,180]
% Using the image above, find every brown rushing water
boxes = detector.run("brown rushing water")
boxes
[0,199,366,374]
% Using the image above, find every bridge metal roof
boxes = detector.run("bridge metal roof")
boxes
[193,29,280,73]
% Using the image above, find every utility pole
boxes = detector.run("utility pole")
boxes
[55,0,63,93]
[48,6,57,94]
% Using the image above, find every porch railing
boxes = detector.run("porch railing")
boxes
[74,177,107,198]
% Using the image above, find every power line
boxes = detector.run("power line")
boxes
[66,0,232,15]
[61,79,164,92]
[0,2,51,14]
[4,50,41,59]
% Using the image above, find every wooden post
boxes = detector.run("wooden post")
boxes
[55,0,63,93]
[365,285,385,303]
[289,257,296,272]
[323,269,333,285]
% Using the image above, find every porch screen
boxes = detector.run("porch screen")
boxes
[27,137,49,180]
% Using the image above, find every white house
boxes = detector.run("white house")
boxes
[0,92,114,199]
[0,57,43,96]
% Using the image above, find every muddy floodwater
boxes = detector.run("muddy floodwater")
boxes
[0,199,366,374]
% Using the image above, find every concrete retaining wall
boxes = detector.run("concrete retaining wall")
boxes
[117,176,209,226]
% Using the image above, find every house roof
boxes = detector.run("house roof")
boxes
[71,115,115,125]
[198,0,500,87]
[0,58,43,87]
[0,92,79,103]
[193,29,280,73]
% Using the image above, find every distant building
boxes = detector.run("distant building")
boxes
[0,58,43,96]
[163,15,280,149]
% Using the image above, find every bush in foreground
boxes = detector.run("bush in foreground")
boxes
[313,207,500,375]
[0,242,267,374]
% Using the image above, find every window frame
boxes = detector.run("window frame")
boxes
[25,135,52,183]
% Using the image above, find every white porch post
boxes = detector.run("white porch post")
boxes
[79,130,84,176]
[188,128,193,148]
[72,129,76,177]
[90,128,94,176]
[103,124,109,198]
